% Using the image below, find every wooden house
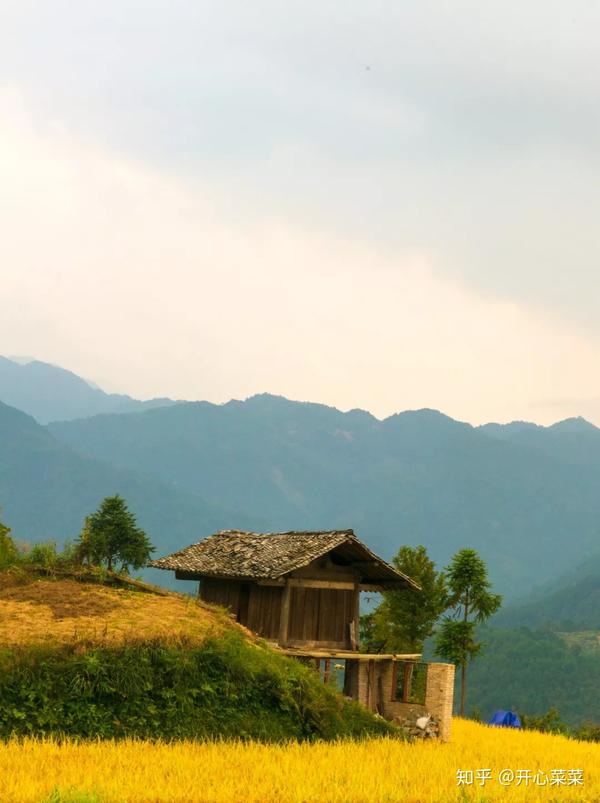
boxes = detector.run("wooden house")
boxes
[150,529,455,740]
[150,528,419,651]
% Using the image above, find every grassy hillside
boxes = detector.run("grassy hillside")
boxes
[0,569,221,646]
[0,569,394,743]
[2,719,600,802]
[49,394,600,597]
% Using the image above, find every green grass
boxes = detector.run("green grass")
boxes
[42,792,103,803]
[0,631,398,743]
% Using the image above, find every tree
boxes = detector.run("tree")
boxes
[435,548,502,716]
[77,495,154,573]
[360,545,447,654]
[76,516,93,566]
[0,511,18,568]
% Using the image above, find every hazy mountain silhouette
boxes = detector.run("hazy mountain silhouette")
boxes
[493,550,600,630]
[0,400,261,586]
[0,356,176,424]
[47,393,600,597]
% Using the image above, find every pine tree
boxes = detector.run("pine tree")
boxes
[78,495,154,573]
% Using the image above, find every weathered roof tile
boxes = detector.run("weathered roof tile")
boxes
[149,529,419,589]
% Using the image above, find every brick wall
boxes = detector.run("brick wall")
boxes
[425,662,455,742]
[354,658,455,742]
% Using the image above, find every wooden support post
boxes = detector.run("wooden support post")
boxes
[278,580,291,647]
[349,620,357,651]
[390,660,399,701]
[377,673,384,715]
[367,659,375,711]
[353,584,360,650]
[323,658,331,684]
[402,662,414,703]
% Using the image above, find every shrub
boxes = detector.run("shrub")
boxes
[0,520,18,569]
[519,707,568,735]
[0,632,399,742]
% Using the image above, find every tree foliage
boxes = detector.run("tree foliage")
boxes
[0,511,18,569]
[77,495,154,573]
[360,545,447,654]
[435,548,502,715]
[466,625,600,728]
[0,632,397,741]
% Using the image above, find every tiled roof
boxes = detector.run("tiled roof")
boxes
[149,529,419,589]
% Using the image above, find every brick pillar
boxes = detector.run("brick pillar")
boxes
[358,660,370,709]
[357,660,380,711]
[425,662,455,742]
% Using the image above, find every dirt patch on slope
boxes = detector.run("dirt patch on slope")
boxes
[0,578,120,619]
[0,572,227,647]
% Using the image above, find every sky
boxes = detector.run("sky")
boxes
[1,1,600,424]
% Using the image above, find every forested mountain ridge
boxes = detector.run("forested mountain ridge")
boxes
[47,393,600,598]
[0,356,176,423]
[455,625,600,725]
[479,416,600,469]
[493,551,600,630]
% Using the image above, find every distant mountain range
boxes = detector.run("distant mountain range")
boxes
[2,356,600,599]
[493,551,600,630]
[0,356,176,423]
[0,400,262,588]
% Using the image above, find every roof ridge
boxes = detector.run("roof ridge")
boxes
[215,528,355,537]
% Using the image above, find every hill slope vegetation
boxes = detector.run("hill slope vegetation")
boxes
[0,569,393,742]
[461,625,600,726]
[493,552,600,630]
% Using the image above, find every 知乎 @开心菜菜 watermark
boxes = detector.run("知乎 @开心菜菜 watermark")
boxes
[456,768,583,787]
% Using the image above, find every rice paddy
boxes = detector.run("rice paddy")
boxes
[1,718,599,802]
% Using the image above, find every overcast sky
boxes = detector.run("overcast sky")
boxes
[2,1,600,424]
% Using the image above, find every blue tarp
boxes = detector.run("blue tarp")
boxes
[488,710,522,728]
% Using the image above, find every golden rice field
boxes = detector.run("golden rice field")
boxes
[1,718,599,803]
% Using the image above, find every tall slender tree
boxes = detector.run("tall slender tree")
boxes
[360,545,447,654]
[435,548,502,716]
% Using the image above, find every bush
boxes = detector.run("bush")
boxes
[20,540,81,569]
[519,707,569,735]
[0,520,18,569]
[0,632,399,742]
[519,707,600,743]
[574,723,600,742]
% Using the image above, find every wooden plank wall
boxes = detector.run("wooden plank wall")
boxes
[198,553,360,647]
[247,585,282,639]
[199,578,242,618]
[288,587,355,646]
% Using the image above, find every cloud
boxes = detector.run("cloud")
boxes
[1,86,600,425]
[4,1,599,331]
